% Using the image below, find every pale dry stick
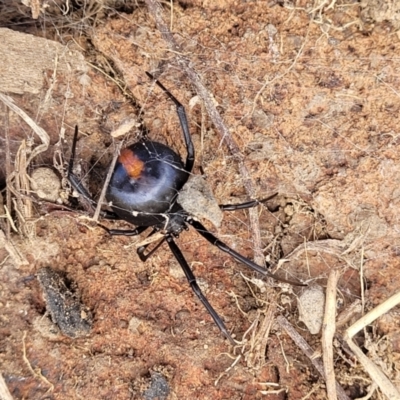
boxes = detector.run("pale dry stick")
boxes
[322,269,341,400]
[26,0,41,19]
[22,331,54,393]
[359,246,365,315]
[260,388,286,396]
[4,104,11,239]
[93,141,123,222]
[214,319,259,386]
[309,0,338,13]
[358,382,377,400]
[2,206,19,233]
[276,315,350,400]
[214,354,242,386]
[301,384,322,399]
[336,299,362,329]
[42,54,60,113]
[244,301,277,369]
[168,0,173,31]
[0,230,28,267]
[6,141,32,237]
[0,96,47,238]
[343,291,400,400]
[0,94,50,165]
[144,0,265,264]
[0,373,14,400]
[6,139,38,237]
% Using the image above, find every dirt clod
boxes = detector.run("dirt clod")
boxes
[37,267,92,338]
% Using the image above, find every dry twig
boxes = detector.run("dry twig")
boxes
[239,299,277,370]
[0,372,14,400]
[0,230,28,267]
[3,104,11,239]
[144,0,265,264]
[0,93,49,165]
[344,291,400,400]
[322,269,340,400]
[0,93,50,237]
[93,141,123,222]
[276,315,350,400]
[22,331,54,393]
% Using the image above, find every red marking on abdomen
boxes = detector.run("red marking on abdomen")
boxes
[119,148,144,179]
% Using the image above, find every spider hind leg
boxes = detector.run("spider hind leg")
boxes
[166,235,235,344]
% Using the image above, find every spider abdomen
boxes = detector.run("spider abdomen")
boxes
[106,140,188,226]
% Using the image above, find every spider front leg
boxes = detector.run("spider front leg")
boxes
[67,126,96,208]
[166,235,235,344]
[219,192,278,211]
[146,72,195,174]
[188,218,305,286]
[101,225,166,261]
[103,225,148,237]
[68,127,142,225]
[137,228,167,262]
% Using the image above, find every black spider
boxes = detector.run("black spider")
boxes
[68,72,304,343]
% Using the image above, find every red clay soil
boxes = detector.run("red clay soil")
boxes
[1,1,400,399]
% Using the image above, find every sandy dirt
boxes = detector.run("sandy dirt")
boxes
[1,1,400,399]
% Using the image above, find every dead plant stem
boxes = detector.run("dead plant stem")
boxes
[276,315,350,400]
[93,140,123,221]
[22,331,54,392]
[4,103,11,239]
[322,269,340,400]
[144,0,264,264]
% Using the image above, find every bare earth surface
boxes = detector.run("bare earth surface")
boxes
[1,1,400,399]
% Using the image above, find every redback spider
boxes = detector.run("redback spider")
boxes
[68,72,304,343]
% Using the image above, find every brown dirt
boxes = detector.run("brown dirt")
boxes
[1,1,400,399]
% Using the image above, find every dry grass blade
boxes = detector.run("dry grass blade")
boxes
[0,230,28,267]
[3,104,11,239]
[0,92,51,237]
[6,141,33,237]
[0,93,49,164]
[243,301,277,369]
[344,291,400,400]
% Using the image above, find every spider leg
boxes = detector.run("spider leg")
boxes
[146,72,195,174]
[137,228,167,261]
[102,210,124,220]
[219,193,278,211]
[166,235,235,344]
[67,126,97,207]
[219,200,259,211]
[68,126,79,178]
[188,219,305,286]
[68,127,125,221]
[103,225,148,237]
[101,224,159,260]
